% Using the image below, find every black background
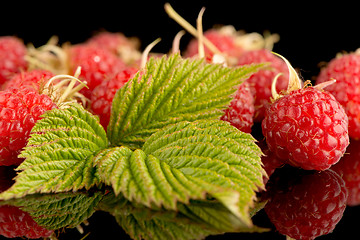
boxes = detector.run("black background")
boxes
[1,0,359,239]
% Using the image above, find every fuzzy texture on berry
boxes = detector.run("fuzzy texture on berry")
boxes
[0,36,28,86]
[86,31,140,56]
[262,87,349,170]
[184,28,243,62]
[69,44,126,98]
[90,67,138,129]
[2,69,55,91]
[0,87,56,166]
[237,49,289,122]
[0,205,54,239]
[264,168,348,240]
[331,139,360,206]
[316,53,360,139]
[220,81,255,133]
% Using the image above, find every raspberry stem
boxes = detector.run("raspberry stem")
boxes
[164,3,222,55]
[271,52,302,101]
[25,36,69,75]
[44,66,88,108]
[140,38,161,69]
[171,30,186,54]
[196,7,206,59]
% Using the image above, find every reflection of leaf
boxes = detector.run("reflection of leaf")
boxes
[108,54,264,149]
[0,191,103,230]
[98,191,268,240]
[0,103,107,200]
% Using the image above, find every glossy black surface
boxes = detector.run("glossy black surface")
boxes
[1,1,359,239]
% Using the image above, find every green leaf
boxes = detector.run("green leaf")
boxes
[95,120,265,227]
[0,103,108,200]
[1,191,103,230]
[107,53,264,148]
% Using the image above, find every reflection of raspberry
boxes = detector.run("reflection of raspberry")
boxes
[0,205,54,239]
[220,81,254,133]
[264,169,348,240]
[0,167,54,239]
[331,139,360,206]
[262,87,349,170]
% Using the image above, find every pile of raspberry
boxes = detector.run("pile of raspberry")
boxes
[0,25,358,239]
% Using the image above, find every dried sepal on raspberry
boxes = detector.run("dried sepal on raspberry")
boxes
[262,53,349,170]
[25,36,69,75]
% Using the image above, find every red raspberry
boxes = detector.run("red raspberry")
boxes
[256,139,285,184]
[262,87,349,170]
[2,69,55,91]
[184,28,243,61]
[90,67,138,129]
[0,87,57,166]
[69,44,126,98]
[86,31,140,57]
[316,53,360,139]
[264,168,348,240]
[220,81,255,133]
[331,139,360,206]
[0,36,28,87]
[237,49,289,121]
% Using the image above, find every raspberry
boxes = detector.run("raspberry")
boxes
[264,168,348,240]
[262,87,349,170]
[237,49,289,121]
[69,44,126,98]
[0,87,57,166]
[2,69,55,91]
[86,31,141,65]
[331,139,360,206]
[184,27,243,63]
[256,139,285,184]
[90,67,138,129]
[220,81,255,133]
[316,53,360,139]
[0,36,28,87]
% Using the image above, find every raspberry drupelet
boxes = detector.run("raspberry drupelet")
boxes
[262,54,349,170]
[316,52,360,139]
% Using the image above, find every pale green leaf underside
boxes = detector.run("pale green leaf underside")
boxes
[108,53,264,149]
[2,191,103,230]
[95,120,264,227]
[0,104,108,200]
